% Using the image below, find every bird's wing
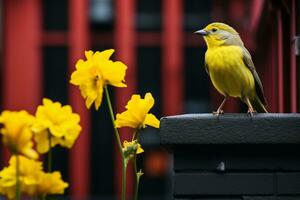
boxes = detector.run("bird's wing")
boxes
[242,48,267,105]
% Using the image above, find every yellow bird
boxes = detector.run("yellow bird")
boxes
[195,22,267,115]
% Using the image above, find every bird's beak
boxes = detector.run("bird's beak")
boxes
[194,29,208,36]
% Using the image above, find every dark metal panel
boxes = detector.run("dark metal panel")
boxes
[174,145,300,172]
[243,197,300,200]
[277,173,300,194]
[175,198,241,200]
[243,197,274,200]
[174,173,274,195]
[160,114,300,145]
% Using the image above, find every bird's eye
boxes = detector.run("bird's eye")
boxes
[212,28,218,32]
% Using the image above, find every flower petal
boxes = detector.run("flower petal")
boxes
[144,113,160,128]
[115,112,140,128]
[136,144,144,154]
[101,61,127,88]
[97,49,115,60]
[94,81,104,110]
[85,50,94,60]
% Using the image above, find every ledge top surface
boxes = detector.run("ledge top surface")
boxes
[159,113,300,145]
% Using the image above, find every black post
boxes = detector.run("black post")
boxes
[160,113,300,200]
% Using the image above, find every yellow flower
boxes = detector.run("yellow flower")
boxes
[0,156,42,199]
[0,166,15,199]
[0,156,68,199]
[32,98,81,153]
[27,171,68,196]
[115,93,160,129]
[70,49,127,110]
[0,110,38,159]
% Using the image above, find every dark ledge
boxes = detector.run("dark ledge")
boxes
[160,113,300,145]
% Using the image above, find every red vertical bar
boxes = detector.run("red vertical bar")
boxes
[290,0,297,112]
[3,0,42,114]
[2,0,42,162]
[277,10,285,113]
[250,0,264,33]
[263,35,277,112]
[162,0,183,115]
[69,0,90,198]
[115,0,136,198]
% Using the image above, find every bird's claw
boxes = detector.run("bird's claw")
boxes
[213,109,224,116]
[247,108,256,117]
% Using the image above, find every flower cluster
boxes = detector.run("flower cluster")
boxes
[0,98,80,199]
[0,48,162,200]
[0,156,68,199]
[70,49,161,200]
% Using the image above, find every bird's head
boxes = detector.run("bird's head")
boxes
[194,22,244,49]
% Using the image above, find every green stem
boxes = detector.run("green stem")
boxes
[123,160,128,200]
[104,85,126,200]
[16,155,20,200]
[48,131,52,172]
[133,128,140,200]
[131,129,137,141]
[37,195,45,200]
[133,157,140,200]
[104,86,123,151]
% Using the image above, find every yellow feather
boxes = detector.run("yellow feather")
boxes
[205,46,255,99]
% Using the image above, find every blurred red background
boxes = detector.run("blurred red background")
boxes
[0,0,299,199]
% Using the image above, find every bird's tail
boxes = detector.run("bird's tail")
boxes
[251,96,268,113]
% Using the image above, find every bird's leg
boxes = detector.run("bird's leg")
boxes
[244,97,256,117]
[213,96,227,116]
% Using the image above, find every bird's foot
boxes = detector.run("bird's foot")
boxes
[247,108,256,117]
[213,109,224,116]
